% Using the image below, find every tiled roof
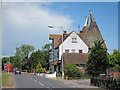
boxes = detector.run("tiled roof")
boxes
[49,24,106,48]
[49,11,106,49]
[49,34,62,48]
[63,53,89,64]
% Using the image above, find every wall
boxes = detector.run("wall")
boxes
[59,31,88,60]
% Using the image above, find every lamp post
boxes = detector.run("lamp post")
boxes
[48,25,64,79]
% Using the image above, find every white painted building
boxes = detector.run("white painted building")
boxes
[49,10,106,73]
[59,31,88,60]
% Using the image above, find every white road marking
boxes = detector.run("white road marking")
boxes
[47,87,52,90]
[34,79,37,82]
[47,87,50,89]
[26,74,51,88]
[38,82,44,86]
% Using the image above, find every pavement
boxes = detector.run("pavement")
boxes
[49,77,99,88]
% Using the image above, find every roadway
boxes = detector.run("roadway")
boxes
[13,73,72,89]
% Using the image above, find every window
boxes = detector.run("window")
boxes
[71,49,75,53]
[65,49,69,53]
[72,38,77,43]
[79,50,83,53]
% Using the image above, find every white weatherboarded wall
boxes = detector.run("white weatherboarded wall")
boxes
[59,31,88,60]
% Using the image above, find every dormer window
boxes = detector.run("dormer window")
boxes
[72,38,77,43]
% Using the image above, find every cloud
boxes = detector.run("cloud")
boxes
[2,2,73,56]
[3,3,73,33]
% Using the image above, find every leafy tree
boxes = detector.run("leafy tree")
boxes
[2,57,9,70]
[42,43,52,51]
[86,40,109,77]
[30,43,52,70]
[109,50,120,67]
[15,44,35,69]
[64,64,82,79]
[30,50,47,69]
[36,62,44,73]
[15,44,35,58]
[42,43,52,63]
[9,56,20,69]
[2,56,22,70]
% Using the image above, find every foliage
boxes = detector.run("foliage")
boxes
[86,40,109,77]
[10,56,21,69]
[56,72,62,77]
[109,50,120,67]
[16,44,35,58]
[80,73,91,79]
[30,50,47,68]
[42,43,52,51]
[30,43,52,70]
[15,44,35,69]
[36,62,44,73]
[2,57,9,70]
[64,64,82,79]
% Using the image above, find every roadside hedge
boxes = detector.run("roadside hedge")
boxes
[64,64,82,79]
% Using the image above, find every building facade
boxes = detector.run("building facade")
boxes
[49,10,106,73]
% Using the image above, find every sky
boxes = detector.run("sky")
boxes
[2,2,118,57]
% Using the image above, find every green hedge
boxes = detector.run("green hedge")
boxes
[64,64,82,79]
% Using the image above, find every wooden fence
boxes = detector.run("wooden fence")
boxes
[90,77,120,90]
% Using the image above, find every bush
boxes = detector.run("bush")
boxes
[45,70,52,74]
[64,64,82,79]
[80,73,91,79]
[56,72,62,77]
[36,62,44,73]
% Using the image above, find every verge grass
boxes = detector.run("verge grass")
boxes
[2,72,14,87]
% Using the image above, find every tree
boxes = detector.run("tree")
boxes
[109,50,120,67]
[15,44,35,69]
[30,50,47,69]
[64,64,82,79]
[9,56,20,69]
[42,43,52,51]
[30,43,52,70]
[86,40,109,77]
[2,57,9,70]
[36,62,44,73]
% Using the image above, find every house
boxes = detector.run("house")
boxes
[49,10,106,73]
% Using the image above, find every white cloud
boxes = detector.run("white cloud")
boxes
[3,3,73,33]
[2,2,73,56]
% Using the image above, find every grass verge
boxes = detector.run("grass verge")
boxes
[2,72,14,87]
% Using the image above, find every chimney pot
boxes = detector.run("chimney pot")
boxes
[63,31,67,38]
[80,31,83,33]
[64,31,67,34]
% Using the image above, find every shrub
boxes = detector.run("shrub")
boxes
[64,64,82,79]
[36,62,44,73]
[56,72,62,77]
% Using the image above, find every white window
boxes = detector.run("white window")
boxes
[65,49,69,53]
[72,38,77,43]
[71,49,75,53]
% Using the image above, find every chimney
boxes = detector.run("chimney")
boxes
[80,31,83,33]
[63,31,67,38]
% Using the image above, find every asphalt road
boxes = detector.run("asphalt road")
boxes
[13,73,72,89]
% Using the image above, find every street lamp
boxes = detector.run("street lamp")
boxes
[48,25,64,79]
